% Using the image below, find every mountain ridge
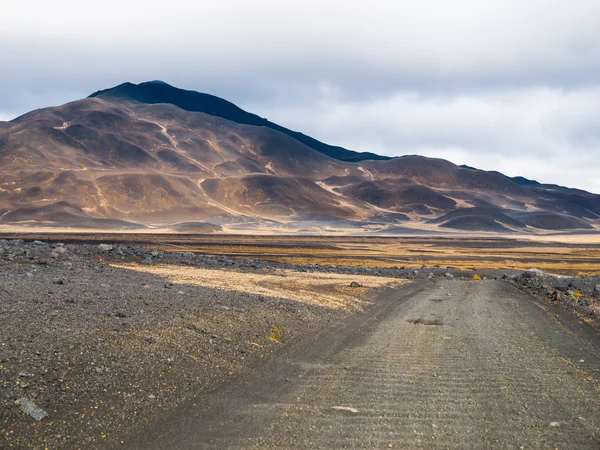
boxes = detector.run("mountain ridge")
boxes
[89,81,390,163]
[0,81,598,233]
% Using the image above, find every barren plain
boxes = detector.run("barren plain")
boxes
[1,232,599,449]
[2,232,599,275]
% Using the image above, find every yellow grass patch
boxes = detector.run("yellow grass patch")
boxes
[111,264,404,310]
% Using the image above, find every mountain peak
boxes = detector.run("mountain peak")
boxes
[140,80,171,86]
[89,81,390,163]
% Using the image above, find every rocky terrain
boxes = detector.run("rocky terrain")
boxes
[1,81,599,233]
[508,268,600,324]
[0,239,398,448]
[1,238,599,448]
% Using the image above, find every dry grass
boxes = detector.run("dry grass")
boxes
[112,264,404,310]
[2,231,599,275]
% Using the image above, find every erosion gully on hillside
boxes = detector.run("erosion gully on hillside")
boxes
[119,280,600,449]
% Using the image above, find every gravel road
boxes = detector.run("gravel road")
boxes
[121,280,600,449]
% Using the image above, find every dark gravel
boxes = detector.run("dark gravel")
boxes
[1,238,598,448]
[0,240,351,448]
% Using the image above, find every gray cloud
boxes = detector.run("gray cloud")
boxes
[1,0,599,192]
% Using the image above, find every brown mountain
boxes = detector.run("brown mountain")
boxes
[0,81,598,233]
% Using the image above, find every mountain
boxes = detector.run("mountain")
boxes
[0,81,598,233]
[90,81,389,163]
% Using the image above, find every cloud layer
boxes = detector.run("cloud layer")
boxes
[1,0,599,192]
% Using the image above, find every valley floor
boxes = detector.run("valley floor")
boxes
[2,232,600,275]
[0,237,599,448]
[0,240,399,448]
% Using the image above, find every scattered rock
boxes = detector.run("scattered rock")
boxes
[331,406,359,413]
[97,244,113,252]
[141,256,153,265]
[525,268,544,277]
[444,273,454,280]
[18,397,48,421]
[349,281,362,288]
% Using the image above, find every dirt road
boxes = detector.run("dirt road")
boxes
[119,281,600,449]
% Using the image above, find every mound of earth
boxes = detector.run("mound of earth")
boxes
[429,206,525,231]
[0,202,145,230]
[440,216,514,232]
[170,222,222,233]
[511,212,594,230]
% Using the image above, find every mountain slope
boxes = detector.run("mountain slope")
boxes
[89,81,389,163]
[0,81,598,233]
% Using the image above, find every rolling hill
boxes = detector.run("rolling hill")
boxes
[0,81,598,233]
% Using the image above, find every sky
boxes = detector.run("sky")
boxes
[1,0,600,193]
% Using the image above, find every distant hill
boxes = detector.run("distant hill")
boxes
[0,81,597,233]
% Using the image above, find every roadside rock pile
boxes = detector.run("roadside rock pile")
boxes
[0,239,485,280]
[509,269,600,322]
[0,239,530,285]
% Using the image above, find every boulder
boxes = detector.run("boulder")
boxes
[525,268,545,277]
[350,281,362,288]
[18,397,48,421]
[97,244,113,253]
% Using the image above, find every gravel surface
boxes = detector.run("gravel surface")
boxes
[1,238,599,448]
[0,239,388,448]
[121,281,600,449]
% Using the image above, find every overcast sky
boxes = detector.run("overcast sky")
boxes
[1,0,599,193]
